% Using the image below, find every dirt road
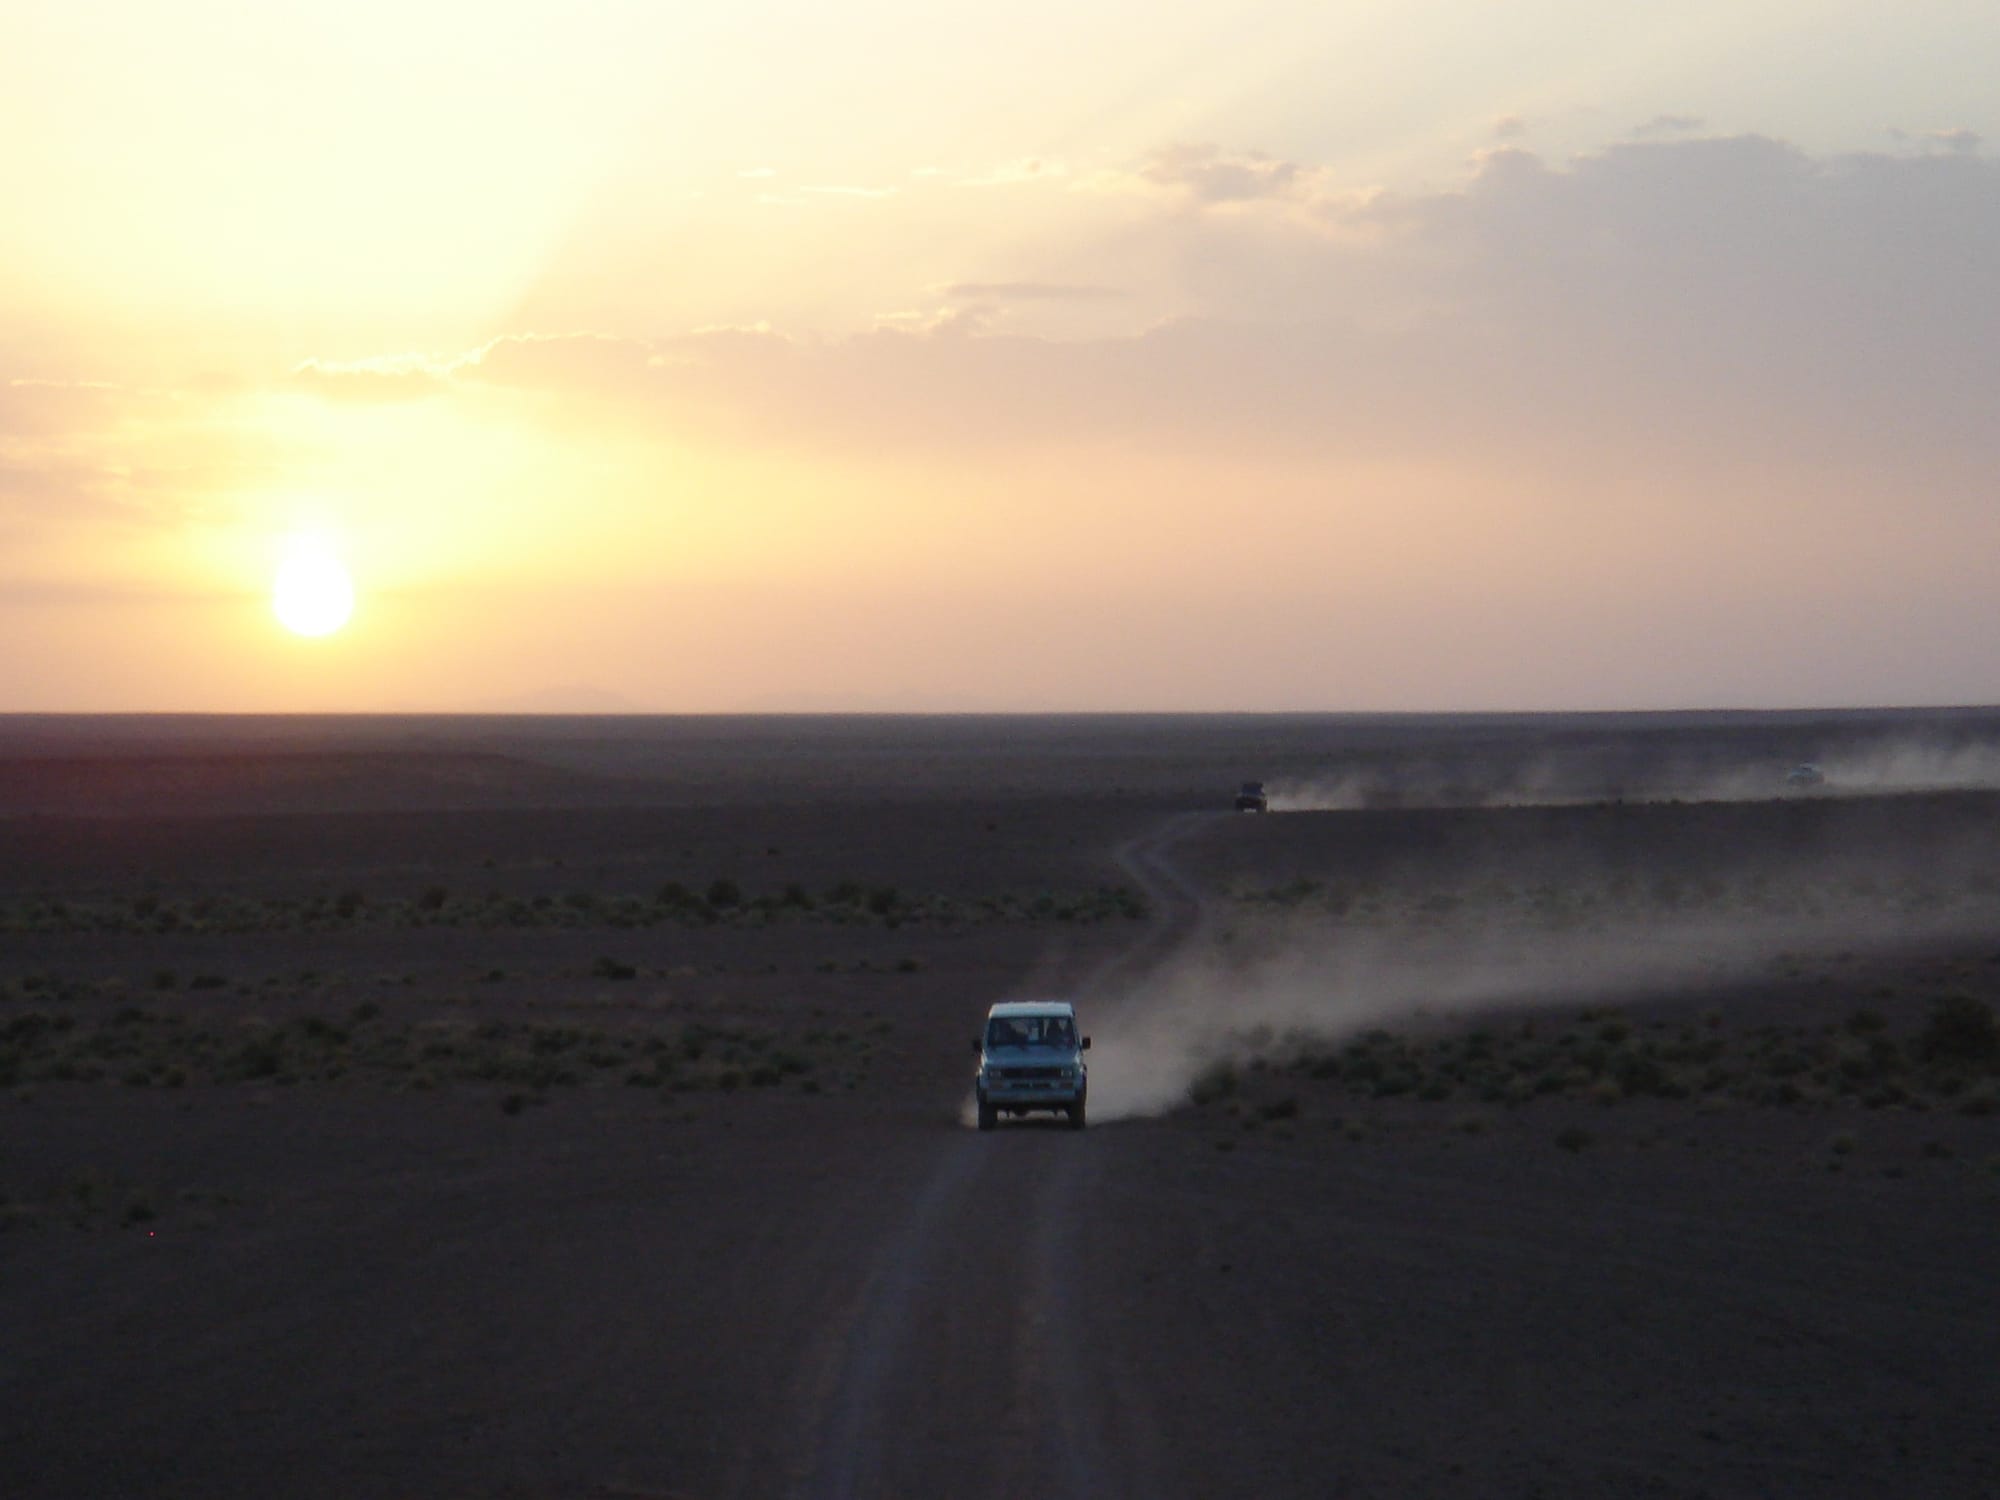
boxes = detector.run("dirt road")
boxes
[787,811,1218,1500]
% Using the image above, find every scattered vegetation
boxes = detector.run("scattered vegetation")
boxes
[0,879,1149,936]
[0,1169,238,1234]
[0,1007,869,1099]
[1232,867,2000,932]
[1194,993,2000,1122]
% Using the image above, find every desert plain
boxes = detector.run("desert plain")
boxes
[3,710,1998,1499]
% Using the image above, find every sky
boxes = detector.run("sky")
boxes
[2,0,1997,711]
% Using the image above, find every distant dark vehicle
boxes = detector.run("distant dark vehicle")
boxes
[1785,763,1826,790]
[1235,781,1269,813]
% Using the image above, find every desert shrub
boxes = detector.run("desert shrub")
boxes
[1258,1096,1299,1121]
[335,889,365,919]
[417,885,448,911]
[1554,1126,1593,1152]
[530,1025,580,1054]
[780,882,814,910]
[1611,1051,1673,1097]
[591,956,638,981]
[1341,1049,1382,1084]
[1918,994,1999,1066]
[655,882,707,919]
[1,1015,48,1068]
[706,878,743,909]
[229,1037,283,1080]
[867,886,899,916]
[1189,1061,1238,1106]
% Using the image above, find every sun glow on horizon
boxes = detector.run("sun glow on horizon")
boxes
[272,539,356,639]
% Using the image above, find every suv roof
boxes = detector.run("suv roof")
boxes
[986,1000,1075,1020]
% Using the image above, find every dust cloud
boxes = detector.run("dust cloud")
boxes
[1267,735,2000,813]
[1081,882,1996,1123]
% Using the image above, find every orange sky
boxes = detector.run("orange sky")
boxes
[3,1,1997,710]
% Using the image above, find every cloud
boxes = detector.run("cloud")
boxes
[942,281,1121,303]
[0,575,223,608]
[1923,127,1982,155]
[461,332,656,391]
[286,355,451,403]
[800,184,898,200]
[1491,115,1528,140]
[1133,143,1313,204]
[2,368,298,547]
[960,158,1067,187]
[1,377,128,436]
[1633,113,1705,138]
[295,132,1998,486]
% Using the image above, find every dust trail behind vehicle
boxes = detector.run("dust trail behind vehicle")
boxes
[1268,733,2000,812]
[1083,798,2000,1122]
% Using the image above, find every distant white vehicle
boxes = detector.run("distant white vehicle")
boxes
[973,1000,1089,1131]
[1785,763,1826,789]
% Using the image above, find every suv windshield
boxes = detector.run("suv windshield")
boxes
[986,1015,1076,1050]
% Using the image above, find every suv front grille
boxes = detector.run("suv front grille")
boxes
[993,1066,1065,1081]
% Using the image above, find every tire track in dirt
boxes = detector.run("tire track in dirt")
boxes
[1023,810,1220,1500]
[790,811,1221,1500]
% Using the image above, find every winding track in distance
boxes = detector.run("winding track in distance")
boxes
[790,811,1223,1500]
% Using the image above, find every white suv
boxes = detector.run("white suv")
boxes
[973,1000,1090,1131]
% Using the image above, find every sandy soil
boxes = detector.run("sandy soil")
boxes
[3,713,1998,1498]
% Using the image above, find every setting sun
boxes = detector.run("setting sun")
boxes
[272,540,356,639]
